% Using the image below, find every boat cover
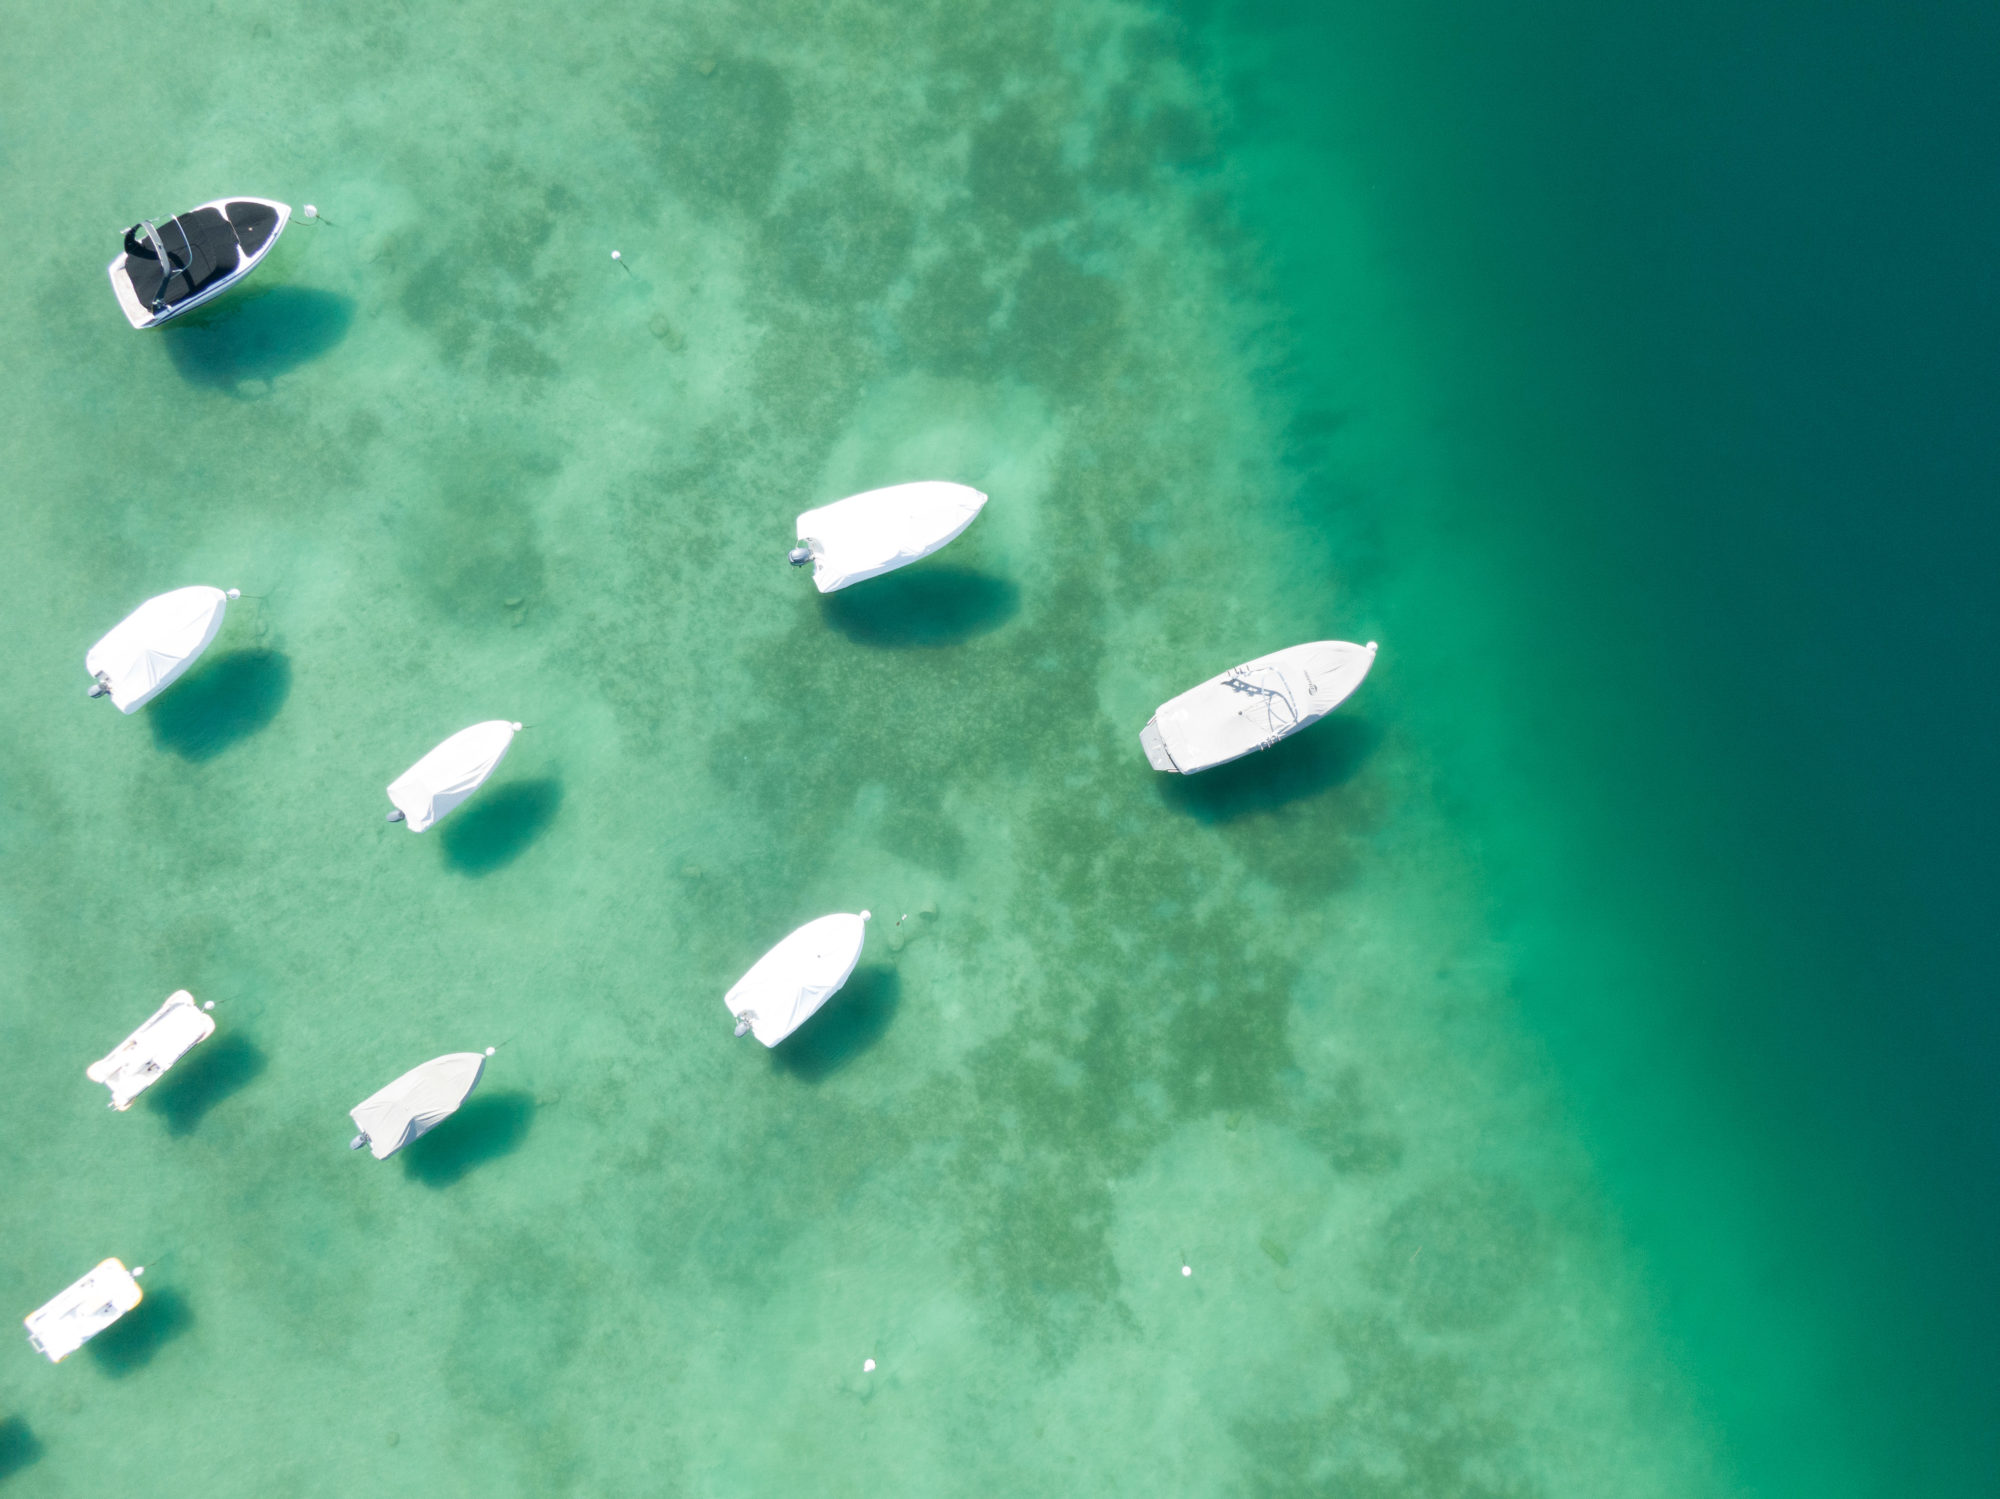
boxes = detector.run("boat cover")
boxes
[108,198,289,328]
[349,1052,487,1160]
[87,990,215,1111]
[85,586,234,713]
[24,1258,143,1363]
[1142,640,1377,774]
[795,482,988,593]
[725,912,870,1047]
[387,721,520,831]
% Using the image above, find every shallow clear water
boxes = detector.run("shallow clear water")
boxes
[3,0,1995,1495]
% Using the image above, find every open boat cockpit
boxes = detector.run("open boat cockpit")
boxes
[107,197,290,329]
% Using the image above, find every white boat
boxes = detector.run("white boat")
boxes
[1140,640,1378,774]
[85,586,240,713]
[86,990,215,1111]
[386,721,521,830]
[726,912,871,1046]
[790,482,988,593]
[108,197,290,330]
[24,1259,144,1363]
[349,1052,488,1159]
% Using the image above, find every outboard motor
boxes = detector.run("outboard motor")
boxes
[86,672,111,699]
[733,1013,755,1038]
[385,808,406,823]
[348,1133,368,1151]
[787,546,812,568]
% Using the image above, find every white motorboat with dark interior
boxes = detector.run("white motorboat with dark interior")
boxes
[107,197,290,329]
[1141,640,1378,775]
[726,912,871,1046]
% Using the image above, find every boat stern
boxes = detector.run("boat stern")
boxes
[106,258,161,329]
[1139,717,1180,773]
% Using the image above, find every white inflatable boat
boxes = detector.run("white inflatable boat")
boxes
[87,990,215,1110]
[24,1258,145,1363]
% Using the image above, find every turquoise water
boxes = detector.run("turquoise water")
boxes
[3,1,1995,1495]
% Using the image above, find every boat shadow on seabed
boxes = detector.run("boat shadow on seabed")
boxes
[0,1418,43,1487]
[160,285,354,392]
[147,649,292,761]
[86,1287,193,1378]
[816,567,1020,649]
[400,1093,537,1188]
[146,1034,268,1136]
[1158,714,1382,825]
[773,966,901,1082]
[439,779,564,875]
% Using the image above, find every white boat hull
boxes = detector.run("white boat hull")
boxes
[350,1052,488,1160]
[87,990,214,1110]
[85,585,235,713]
[24,1259,143,1363]
[726,912,870,1047]
[388,721,520,831]
[1142,640,1377,774]
[796,482,987,593]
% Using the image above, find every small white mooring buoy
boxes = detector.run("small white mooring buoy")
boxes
[227,588,242,600]
[610,249,621,261]
[486,1047,497,1057]
[203,1001,215,1012]
[303,204,318,220]
[863,1358,876,1373]
[1182,1258,1193,1278]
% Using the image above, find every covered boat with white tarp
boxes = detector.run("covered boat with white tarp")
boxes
[726,911,871,1046]
[386,721,521,831]
[86,586,240,713]
[1140,640,1378,775]
[790,482,988,592]
[87,989,215,1111]
[108,197,290,329]
[348,1051,489,1160]
[24,1258,145,1363]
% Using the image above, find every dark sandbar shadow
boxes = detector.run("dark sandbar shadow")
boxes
[1159,714,1381,824]
[439,779,562,875]
[87,1286,192,1378]
[145,1033,267,1136]
[772,966,901,1082]
[401,1092,536,1188]
[147,649,291,761]
[817,566,1019,648]
[162,286,353,389]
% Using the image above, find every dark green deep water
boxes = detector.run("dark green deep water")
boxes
[2,1,1996,1495]
[1198,1,2000,1492]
